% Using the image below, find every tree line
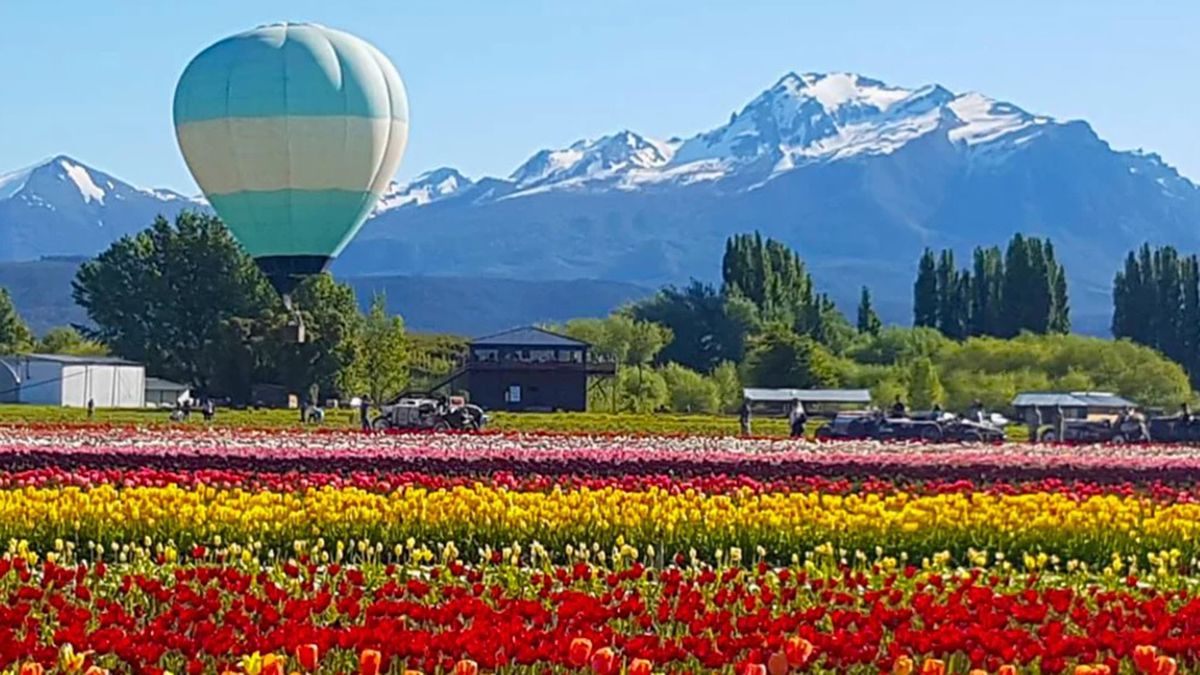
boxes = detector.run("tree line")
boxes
[2,211,1196,414]
[1113,244,1200,389]
[913,234,1069,339]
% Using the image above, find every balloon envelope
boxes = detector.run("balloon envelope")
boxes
[173,23,408,296]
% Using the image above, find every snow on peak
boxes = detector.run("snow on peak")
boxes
[0,155,105,204]
[946,92,1047,145]
[509,130,675,188]
[771,72,914,114]
[57,158,107,204]
[377,167,475,210]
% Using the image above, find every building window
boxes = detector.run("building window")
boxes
[506,384,522,403]
[473,349,499,362]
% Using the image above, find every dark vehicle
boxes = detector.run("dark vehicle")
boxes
[1037,417,1147,443]
[1146,415,1200,443]
[816,411,1005,443]
[372,392,487,432]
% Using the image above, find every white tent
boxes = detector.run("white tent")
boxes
[0,354,145,408]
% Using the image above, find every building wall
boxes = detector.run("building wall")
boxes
[0,362,18,404]
[466,369,588,412]
[17,360,65,405]
[60,364,145,408]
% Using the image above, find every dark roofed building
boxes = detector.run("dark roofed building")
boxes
[462,326,614,412]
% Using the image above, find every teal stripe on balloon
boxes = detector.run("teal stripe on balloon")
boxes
[207,189,377,258]
[174,23,407,124]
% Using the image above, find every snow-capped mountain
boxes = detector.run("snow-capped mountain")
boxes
[0,156,204,261]
[376,167,473,210]
[5,72,1200,333]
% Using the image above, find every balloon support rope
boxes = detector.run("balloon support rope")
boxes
[282,293,306,344]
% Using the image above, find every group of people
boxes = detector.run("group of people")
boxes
[738,399,808,438]
[170,397,216,423]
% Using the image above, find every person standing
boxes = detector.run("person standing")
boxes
[359,396,372,432]
[202,398,215,423]
[788,399,807,438]
[86,398,95,420]
[1054,404,1066,442]
[1027,406,1042,443]
[738,400,752,437]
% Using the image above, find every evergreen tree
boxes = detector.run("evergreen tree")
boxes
[0,288,33,354]
[936,249,968,339]
[970,246,1004,337]
[913,248,938,328]
[1045,241,1070,334]
[856,286,882,335]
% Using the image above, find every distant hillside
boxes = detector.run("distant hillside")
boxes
[0,257,88,333]
[0,258,650,336]
[350,275,650,335]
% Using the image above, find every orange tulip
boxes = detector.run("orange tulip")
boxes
[569,638,594,668]
[1154,656,1178,675]
[970,670,988,675]
[740,665,767,675]
[767,652,790,675]
[83,668,107,675]
[20,664,44,675]
[784,636,814,668]
[892,656,914,675]
[920,659,946,675]
[404,671,424,675]
[359,650,382,675]
[1075,667,1097,675]
[452,661,478,675]
[296,644,320,672]
[628,659,653,675]
[262,654,285,675]
[997,666,1018,675]
[590,647,618,675]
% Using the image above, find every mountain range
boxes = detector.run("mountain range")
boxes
[4,71,1200,334]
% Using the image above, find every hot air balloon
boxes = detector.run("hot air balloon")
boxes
[173,23,408,338]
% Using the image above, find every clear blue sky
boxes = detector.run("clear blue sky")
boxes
[2,0,1197,192]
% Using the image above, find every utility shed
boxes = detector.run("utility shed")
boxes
[462,327,615,412]
[0,354,145,408]
[742,388,873,416]
[145,377,191,407]
[1011,391,1136,421]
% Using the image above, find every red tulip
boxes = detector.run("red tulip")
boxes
[569,637,594,668]
[740,665,767,675]
[359,650,382,675]
[767,652,790,675]
[590,647,617,675]
[296,644,319,672]
[1133,647,1158,674]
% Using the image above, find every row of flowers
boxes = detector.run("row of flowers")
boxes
[2,482,1200,562]
[0,553,1193,674]
[5,427,1200,483]
[4,466,1200,503]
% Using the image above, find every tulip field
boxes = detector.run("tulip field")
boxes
[1,425,1199,674]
